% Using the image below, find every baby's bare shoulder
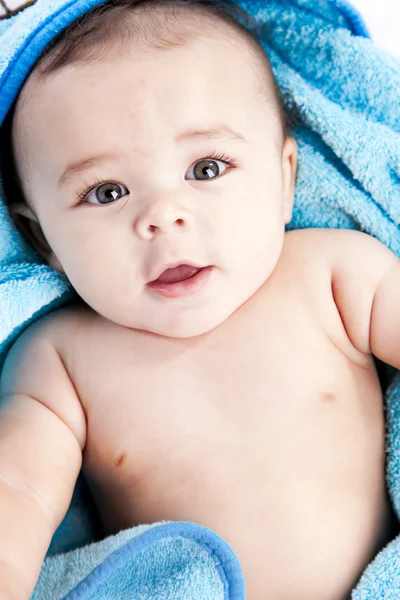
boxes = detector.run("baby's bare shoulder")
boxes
[282,228,395,281]
[284,227,391,261]
[284,227,372,256]
[0,303,95,447]
[283,228,399,357]
[16,302,104,355]
[280,228,340,285]
[36,301,99,337]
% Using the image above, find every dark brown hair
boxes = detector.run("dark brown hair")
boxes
[0,0,289,214]
[35,0,261,75]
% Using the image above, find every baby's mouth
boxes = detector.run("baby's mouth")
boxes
[155,265,202,284]
[147,264,213,298]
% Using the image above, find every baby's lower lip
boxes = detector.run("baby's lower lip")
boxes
[147,266,213,298]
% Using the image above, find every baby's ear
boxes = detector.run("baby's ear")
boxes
[281,136,298,224]
[10,203,64,273]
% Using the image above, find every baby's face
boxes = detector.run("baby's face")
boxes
[13,33,297,337]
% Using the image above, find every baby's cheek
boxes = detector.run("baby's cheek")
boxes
[59,244,112,300]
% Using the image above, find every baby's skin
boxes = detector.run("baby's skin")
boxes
[0,14,399,600]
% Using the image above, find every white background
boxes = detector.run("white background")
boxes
[350,0,400,57]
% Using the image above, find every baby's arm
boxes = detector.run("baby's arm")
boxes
[326,230,400,367]
[0,319,86,599]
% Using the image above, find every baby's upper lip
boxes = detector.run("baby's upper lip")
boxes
[147,261,205,284]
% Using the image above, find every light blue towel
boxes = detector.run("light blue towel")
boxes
[1,0,400,598]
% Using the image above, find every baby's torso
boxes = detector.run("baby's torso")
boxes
[53,233,391,600]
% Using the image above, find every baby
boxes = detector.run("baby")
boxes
[0,0,398,598]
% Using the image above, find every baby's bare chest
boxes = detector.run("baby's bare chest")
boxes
[83,321,358,462]
[70,288,381,524]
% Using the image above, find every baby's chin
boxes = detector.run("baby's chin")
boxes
[131,300,244,339]
[137,313,228,339]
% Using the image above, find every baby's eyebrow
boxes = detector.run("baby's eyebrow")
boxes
[58,152,119,188]
[57,126,246,187]
[176,126,247,143]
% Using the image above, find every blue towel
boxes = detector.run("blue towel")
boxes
[1,0,400,598]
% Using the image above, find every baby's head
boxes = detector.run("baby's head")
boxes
[2,0,297,337]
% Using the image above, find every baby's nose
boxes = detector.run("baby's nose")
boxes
[135,199,191,240]
[135,193,190,240]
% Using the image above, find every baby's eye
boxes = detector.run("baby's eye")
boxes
[186,159,228,181]
[82,182,129,205]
